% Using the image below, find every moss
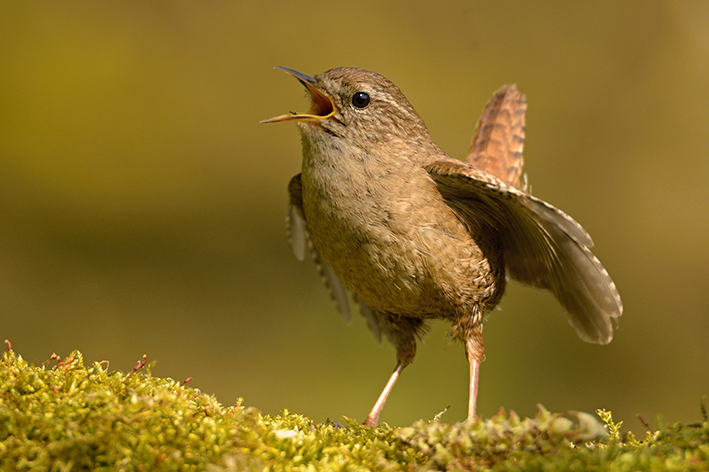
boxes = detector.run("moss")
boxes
[1,347,707,471]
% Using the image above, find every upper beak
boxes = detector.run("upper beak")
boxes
[260,66,336,124]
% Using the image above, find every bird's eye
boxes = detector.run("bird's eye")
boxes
[352,91,370,109]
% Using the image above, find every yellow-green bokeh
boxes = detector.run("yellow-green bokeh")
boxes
[2,2,708,434]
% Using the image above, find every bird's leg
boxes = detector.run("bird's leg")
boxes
[363,316,423,428]
[363,362,405,428]
[465,327,485,419]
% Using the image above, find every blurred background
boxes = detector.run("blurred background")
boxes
[2,2,708,435]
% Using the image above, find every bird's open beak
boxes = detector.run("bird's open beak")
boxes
[260,67,336,124]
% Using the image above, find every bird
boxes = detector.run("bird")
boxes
[261,66,623,428]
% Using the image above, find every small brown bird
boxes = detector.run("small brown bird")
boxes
[261,67,622,428]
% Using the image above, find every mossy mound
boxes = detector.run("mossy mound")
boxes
[1,347,706,470]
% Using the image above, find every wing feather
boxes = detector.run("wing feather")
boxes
[425,160,622,344]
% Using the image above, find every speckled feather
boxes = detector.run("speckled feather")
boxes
[467,83,528,191]
[285,69,620,347]
[273,67,622,424]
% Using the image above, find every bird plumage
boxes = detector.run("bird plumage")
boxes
[266,66,622,426]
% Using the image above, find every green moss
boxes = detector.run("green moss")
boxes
[1,348,707,471]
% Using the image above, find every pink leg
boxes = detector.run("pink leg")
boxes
[363,362,404,427]
[465,331,484,420]
[468,358,480,418]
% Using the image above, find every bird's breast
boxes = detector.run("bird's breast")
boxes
[300,149,505,318]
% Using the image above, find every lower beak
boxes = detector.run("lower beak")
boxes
[260,66,336,124]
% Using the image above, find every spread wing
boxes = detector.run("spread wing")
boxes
[425,160,623,344]
[287,174,393,344]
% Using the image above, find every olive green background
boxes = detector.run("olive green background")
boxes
[2,2,707,434]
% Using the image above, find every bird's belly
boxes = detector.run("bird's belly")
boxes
[303,179,505,318]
